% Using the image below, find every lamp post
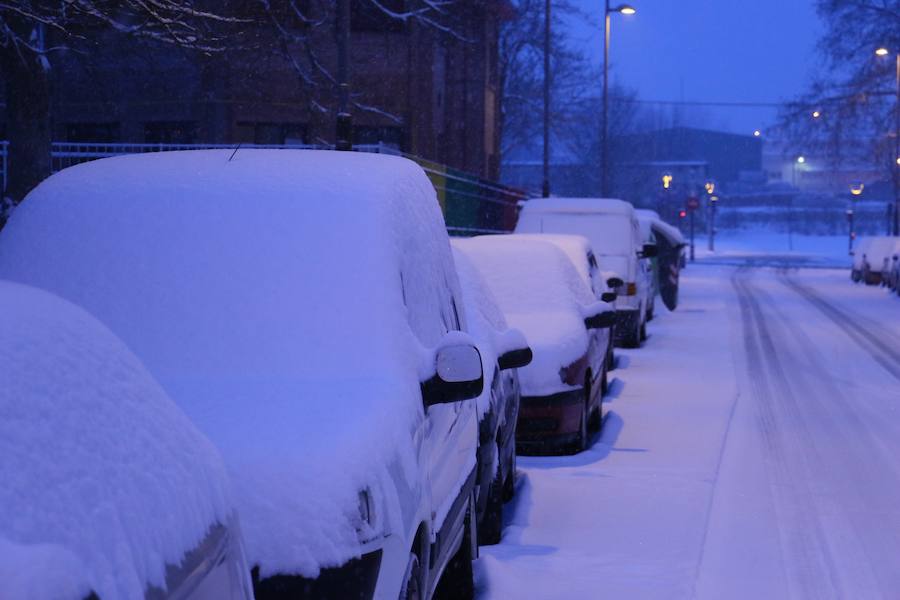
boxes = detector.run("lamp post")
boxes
[790,156,804,252]
[601,2,635,197]
[705,180,716,251]
[542,0,551,197]
[875,47,899,236]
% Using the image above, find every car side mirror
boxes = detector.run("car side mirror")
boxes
[421,343,484,406]
[498,347,533,370]
[606,276,624,289]
[600,291,617,303]
[640,244,659,258]
[585,310,617,329]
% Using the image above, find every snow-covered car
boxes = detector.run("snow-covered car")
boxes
[636,210,686,311]
[851,237,900,285]
[0,150,486,600]
[451,244,532,545]
[515,197,657,348]
[506,233,618,372]
[634,210,660,320]
[0,280,253,600]
[454,236,616,455]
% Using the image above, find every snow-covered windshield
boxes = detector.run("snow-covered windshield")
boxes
[518,213,633,257]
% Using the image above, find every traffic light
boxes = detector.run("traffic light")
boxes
[678,210,687,219]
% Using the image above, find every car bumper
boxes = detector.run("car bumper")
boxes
[516,388,584,451]
[253,549,383,600]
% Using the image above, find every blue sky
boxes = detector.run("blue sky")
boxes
[564,0,823,134]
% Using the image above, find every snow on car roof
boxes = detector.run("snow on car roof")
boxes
[635,209,685,245]
[0,281,231,600]
[518,197,635,216]
[453,236,596,395]
[858,236,900,266]
[0,149,456,577]
[501,233,595,290]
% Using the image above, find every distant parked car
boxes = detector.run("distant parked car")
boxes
[0,280,253,600]
[454,236,616,455]
[0,150,486,600]
[452,244,532,545]
[862,237,900,285]
[850,238,871,283]
[508,233,618,372]
[637,211,686,312]
[515,197,656,348]
[634,210,660,320]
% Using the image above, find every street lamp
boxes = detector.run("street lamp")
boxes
[601,2,636,197]
[812,110,821,119]
[542,0,551,197]
[875,46,900,235]
[753,130,761,137]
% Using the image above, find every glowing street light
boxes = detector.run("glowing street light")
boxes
[876,47,890,57]
[662,174,673,189]
[812,110,821,119]
[704,181,715,195]
[753,130,761,137]
[850,182,865,196]
[797,156,806,164]
[601,1,637,196]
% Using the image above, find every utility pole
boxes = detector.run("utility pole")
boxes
[600,3,635,197]
[542,0,551,198]
[894,52,899,235]
[335,0,352,151]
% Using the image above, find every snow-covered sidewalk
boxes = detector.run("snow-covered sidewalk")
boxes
[475,263,900,599]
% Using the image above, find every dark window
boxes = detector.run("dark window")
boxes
[351,0,405,32]
[65,122,121,143]
[0,122,6,139]
[353,126,403,150]
[144,121,197,144]
[236,122,308,145]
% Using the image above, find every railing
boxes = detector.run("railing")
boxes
[2,140,524,234]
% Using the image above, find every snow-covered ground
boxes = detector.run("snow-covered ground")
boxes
[693,230,852,268]
[476,256,900,598]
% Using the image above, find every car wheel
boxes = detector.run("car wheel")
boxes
[600,367,609,397]
[399,552,422,600]
[622,319,641,348]
[640,319,648,341]
[503,449,516,502]
[478,468,504,546]
[569,398,588,455]
[434,493,476,600]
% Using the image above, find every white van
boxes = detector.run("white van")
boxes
[515,197,656,347]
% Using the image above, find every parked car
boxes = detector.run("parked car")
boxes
[851,237,900,285]
[889,253,900,294]
[0,150,486,600]
[636,211,686,312]
[515,197,656,348]
[0,280,253,600]
[451,244,532,546]
[453,236,616,455]
[634,210,660,320]
[507,233,618,373]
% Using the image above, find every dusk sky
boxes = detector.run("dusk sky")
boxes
[565,0,823,135]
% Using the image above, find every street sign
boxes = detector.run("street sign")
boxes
[687,196,700,210]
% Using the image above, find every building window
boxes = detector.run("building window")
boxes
[235,122,308,145]
[351,0,405,33]
[353,125,403,150]
[144,121,197,144]
[65,122,121,143]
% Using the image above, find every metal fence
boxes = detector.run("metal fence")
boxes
[1,141,526,233]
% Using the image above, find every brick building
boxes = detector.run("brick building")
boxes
[2,0,506,180]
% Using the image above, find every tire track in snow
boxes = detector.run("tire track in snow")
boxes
[730,267,842,599]
[753,273,900,596]
[777,269,900,382]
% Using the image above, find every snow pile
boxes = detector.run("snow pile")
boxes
[0,281,231,600]
[0,149,459,578]
[453,236,598,396]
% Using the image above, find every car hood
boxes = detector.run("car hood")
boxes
[164,374,423,579]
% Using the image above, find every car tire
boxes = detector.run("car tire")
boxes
[503,449,516,502]
[400,552,422,600]
[434,494,476,600]
[640,319,648,341]
[600,367,609,397]
[622,319,641,348]
[569,397,588,455]
[478,469,504,546]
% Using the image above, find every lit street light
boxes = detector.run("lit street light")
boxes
[542,0,551,197]
[812,110,821,119]
[875,47,900,236]
[753,130,761,137]
[600,2,636,197]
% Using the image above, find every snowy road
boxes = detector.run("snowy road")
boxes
[475,263,900,599]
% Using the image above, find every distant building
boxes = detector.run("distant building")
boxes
[1,0,506,180]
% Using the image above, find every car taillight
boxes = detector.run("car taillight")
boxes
[626,282,637,296]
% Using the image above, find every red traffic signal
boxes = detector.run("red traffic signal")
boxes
[678,210,687,218]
